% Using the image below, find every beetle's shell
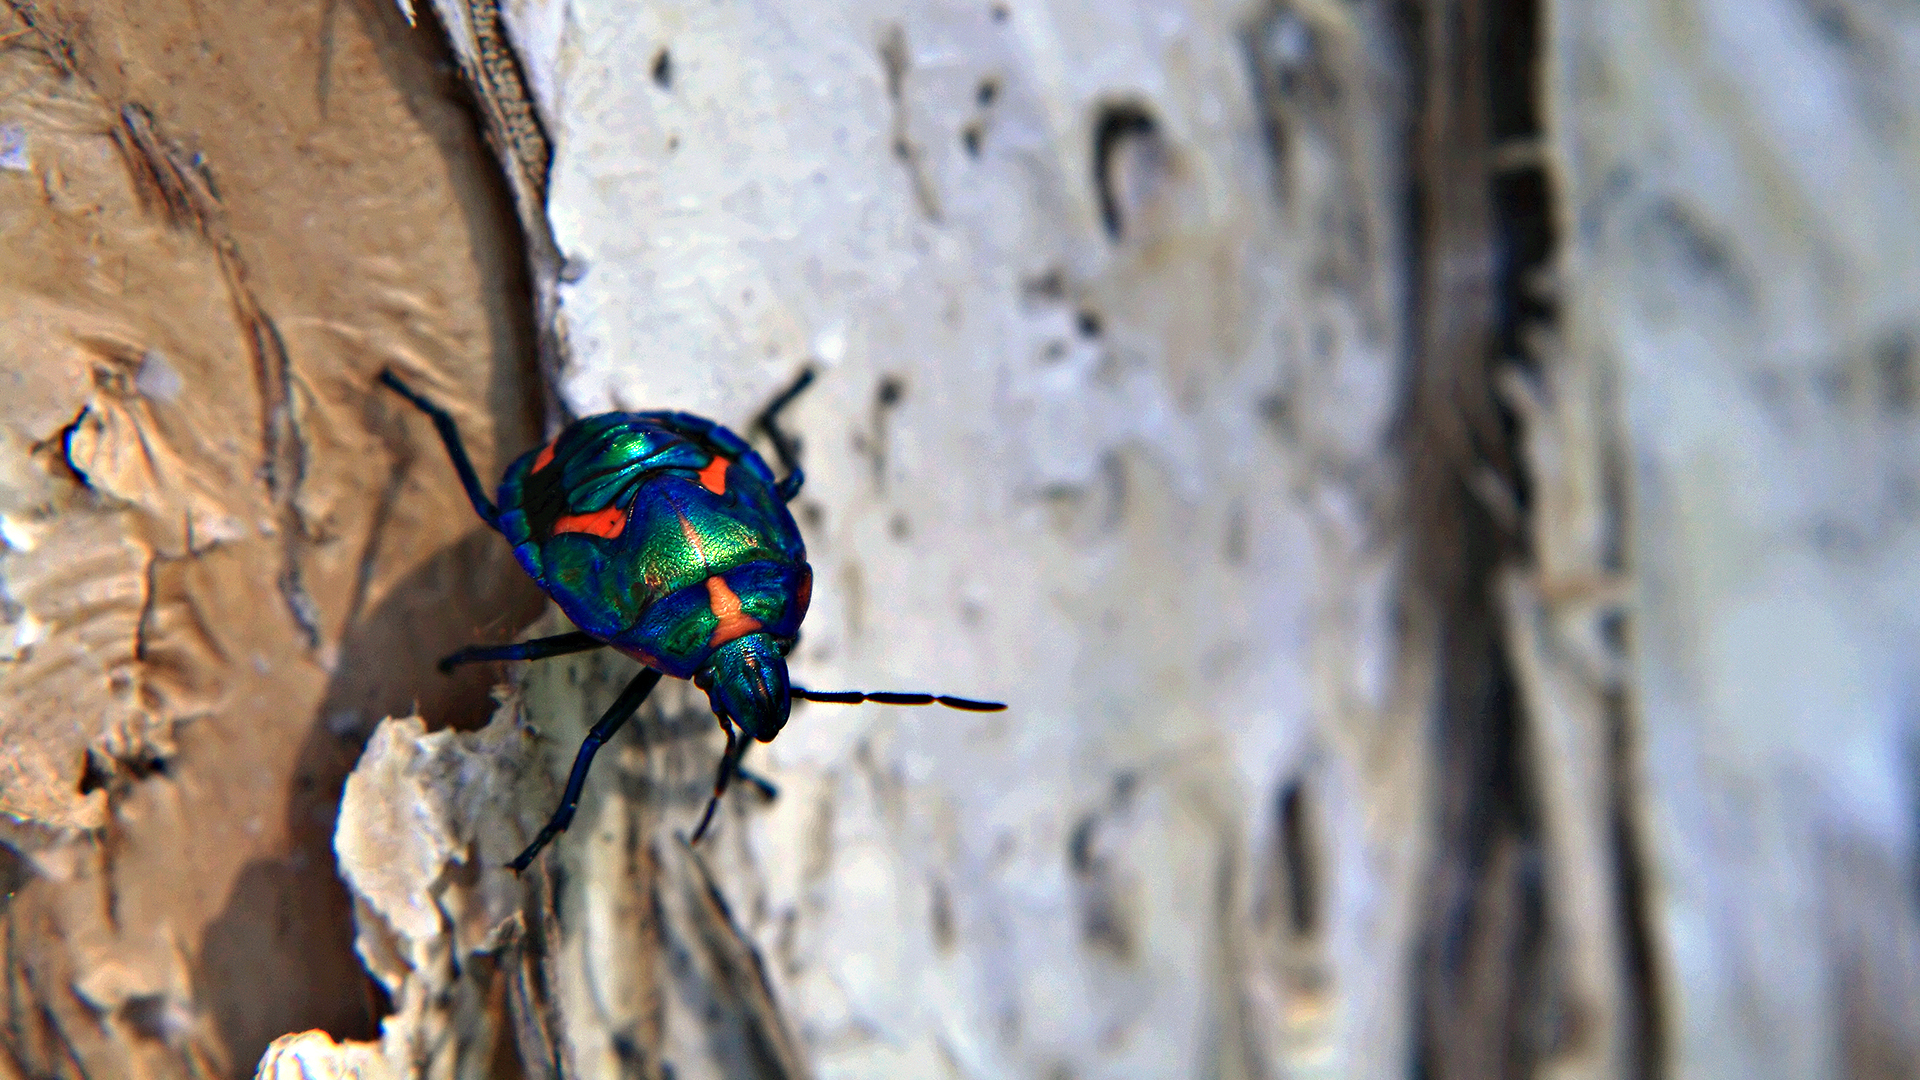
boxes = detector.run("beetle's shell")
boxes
[497,411,811,679]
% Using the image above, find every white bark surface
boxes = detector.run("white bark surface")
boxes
[528,2,1417,1077]
[295,1,1920,1078]
[1552,0,1920,1076]
[358,1,1426,1078]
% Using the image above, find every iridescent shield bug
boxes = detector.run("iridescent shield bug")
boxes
[378,369,1004,870]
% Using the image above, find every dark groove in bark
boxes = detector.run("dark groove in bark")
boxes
[1609,687,1666,1079]
[1401,0,1667,1073]
[1278,779,1321,940]
[1091,101,1160,240]
[1399,0,1548,1075]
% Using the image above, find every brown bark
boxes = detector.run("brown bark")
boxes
[0,1,542,1075]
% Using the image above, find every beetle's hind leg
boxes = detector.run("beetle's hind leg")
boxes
[755,366,815,503]
[378,369,503,531]
[438,630,606,673]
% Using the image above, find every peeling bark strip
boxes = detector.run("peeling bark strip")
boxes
[671,844,811,1080]
[114,105,322,650]
[397,0,553,202]
[1401,0,1545,1075]
[402,0,566,427]
[1402,0,1664,1075]
[465,0,552,201]
[0,1,73,74]
[1091,102,1159,241]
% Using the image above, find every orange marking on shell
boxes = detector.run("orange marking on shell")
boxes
[705,575,763,647]
[676,511,710,566]
[696,455,730,495]
[616,645,665,670]
[532,440,558,473]
[794,566,813,620]
[552,506,627,539]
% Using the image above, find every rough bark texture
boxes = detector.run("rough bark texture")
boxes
[1551,0,1920,1076]
[3,1,1917,1080]
[0,1,544,1076]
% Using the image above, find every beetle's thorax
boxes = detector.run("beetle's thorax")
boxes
[695,633,791,743]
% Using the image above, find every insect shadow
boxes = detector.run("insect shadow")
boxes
[195,523,544,1070]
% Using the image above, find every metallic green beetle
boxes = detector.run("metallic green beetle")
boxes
[379,369,1003,871]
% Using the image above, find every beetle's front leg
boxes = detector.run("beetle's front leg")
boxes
[508,667,663,872]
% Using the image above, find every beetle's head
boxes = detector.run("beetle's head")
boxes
[695,633,791,742]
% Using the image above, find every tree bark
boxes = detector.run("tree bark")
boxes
[2,1,1916,1080]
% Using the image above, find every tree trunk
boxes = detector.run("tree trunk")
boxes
[2,2,1915,1080]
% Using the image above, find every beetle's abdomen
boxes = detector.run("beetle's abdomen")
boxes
[496,411,808,676]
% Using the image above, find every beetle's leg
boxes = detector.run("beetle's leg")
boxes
[755,366,815,503]
[437,631,605,673]
[727,741,779,799]
[378,369,503,531]
[733,767,779,800]
[689,721,755,844]
[507,667,664,872]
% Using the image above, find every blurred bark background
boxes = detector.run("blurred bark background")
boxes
[1,1,1916,1079]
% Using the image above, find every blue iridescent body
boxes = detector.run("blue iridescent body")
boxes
[498,411,811,685]
[378,368,1003,871]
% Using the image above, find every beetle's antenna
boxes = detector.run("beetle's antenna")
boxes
[790,688,1006,711]
[378,369,503,530]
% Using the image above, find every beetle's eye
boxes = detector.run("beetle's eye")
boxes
[694,670,713,690]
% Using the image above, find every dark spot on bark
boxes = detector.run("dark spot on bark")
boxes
[77,748,170,796]
[78,752,111,795]
[1641,197,1752,312]
[1875,327,1917,414]
[1068,813,1096,874]
[0,846,29,914]
[1258,389,1296,442]
[1800,0,1860,48]
[1277,779,1319,938]
[1092,101,1160,240]
[121,995,179,1042]
[1022,267,1067,303]
[930,878,955,951]
[1225,501,1248,564]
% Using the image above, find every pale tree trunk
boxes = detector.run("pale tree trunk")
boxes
[1,2,1915,1080]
